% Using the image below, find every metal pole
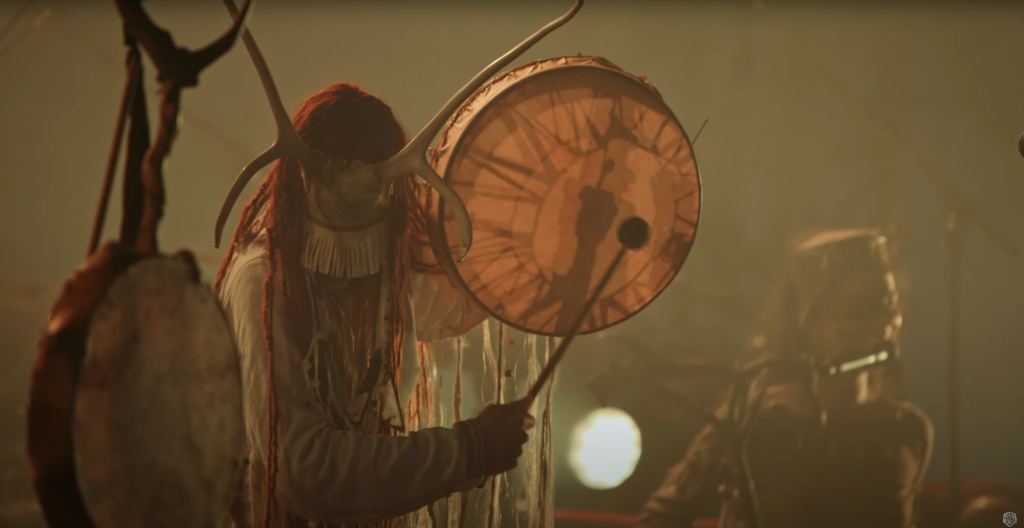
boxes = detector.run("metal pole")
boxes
[945,210,962,526]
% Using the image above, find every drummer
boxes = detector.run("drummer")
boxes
[215,82,534,527]
[635,229,934,528]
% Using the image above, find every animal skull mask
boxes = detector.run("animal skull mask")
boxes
[306,159,390,228]
[213,0,586,273]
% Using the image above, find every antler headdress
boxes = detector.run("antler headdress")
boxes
[214,0,585,266]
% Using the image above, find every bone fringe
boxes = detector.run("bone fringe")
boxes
[521,333,540,528]
[453,336,463,424]
[418,342,430,430]
[486,322,505,528]
[496,323,505,403]
[504,329,523,528]
[434,338,453,528]
[479,320,498,528]
[481,320,497,405]
[426,502,439,528]
[538,336,558,528]
[452,336,467,528]
[406,340,451,528]
[443,323,556,528]
[301,219,387,279]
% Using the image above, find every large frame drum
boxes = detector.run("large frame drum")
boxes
[429,55,702,336]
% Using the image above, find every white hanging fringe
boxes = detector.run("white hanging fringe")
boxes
[406,323,556,528]
[539,336,558,528]
[521,333,540,528]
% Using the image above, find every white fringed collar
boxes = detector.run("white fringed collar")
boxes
[300,217,389,279]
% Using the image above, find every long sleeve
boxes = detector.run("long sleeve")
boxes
[636,382,819,528]
[406,183,488,342]
[409,269,488,342]
[635,425,725,528]
[220,252,484,525]
[807,398,935,527]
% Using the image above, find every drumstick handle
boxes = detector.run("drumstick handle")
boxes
[528,245,628,401]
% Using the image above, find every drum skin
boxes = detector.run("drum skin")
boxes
[429,55,701,337]
[73,255,244,528]
[26,246,243,528]
[27,242,143,528]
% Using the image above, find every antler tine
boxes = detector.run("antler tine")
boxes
[376,0,584,262]
[214,146,281,247]
[115,0,255,88]
[214,0,322,248]
[399,0,582,157]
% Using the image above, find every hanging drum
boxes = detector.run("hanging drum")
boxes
[429,55,701,336]
[73,256,244,528]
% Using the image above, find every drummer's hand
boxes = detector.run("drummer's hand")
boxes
[475,397,536,476]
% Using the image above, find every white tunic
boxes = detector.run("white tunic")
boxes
[218,234,487,527]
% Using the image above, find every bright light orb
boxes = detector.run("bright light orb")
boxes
[569,407,642,490]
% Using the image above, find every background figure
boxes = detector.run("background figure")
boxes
[636,229,933,528]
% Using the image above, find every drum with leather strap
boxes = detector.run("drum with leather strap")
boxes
[25,2,250,526]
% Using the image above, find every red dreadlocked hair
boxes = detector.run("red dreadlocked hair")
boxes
[214,82,428,527]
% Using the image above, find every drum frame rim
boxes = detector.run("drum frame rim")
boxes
[429,55,704,337]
